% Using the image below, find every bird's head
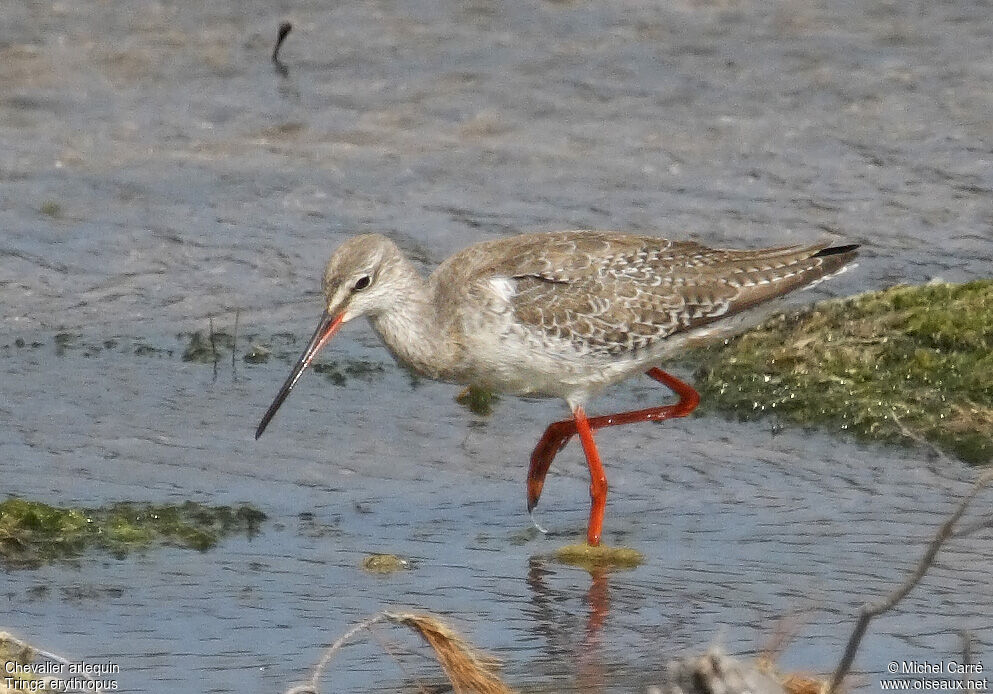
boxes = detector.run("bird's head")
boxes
[255,234,402,439]
[319,233,404,324]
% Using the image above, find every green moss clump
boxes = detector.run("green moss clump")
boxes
[0,499,266,569]
[53,332,78,356]
[456,385,499,416]
[181,330,236,363]
[312,361,347,386]
[361,553,410,574]
[134,342,170,357]
[694,280,993,463]
[243,344,270,364]
[312,359,386,386]
[553,544,644,571]
[40,201,62,218]
[181,331,215,362]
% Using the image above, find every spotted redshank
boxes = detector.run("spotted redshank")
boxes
[256,231,858,545]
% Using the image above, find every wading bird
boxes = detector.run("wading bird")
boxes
[256,231,857,546]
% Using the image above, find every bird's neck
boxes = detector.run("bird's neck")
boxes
[368,263,460,382]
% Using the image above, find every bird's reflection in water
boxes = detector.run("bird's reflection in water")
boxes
[579,567,610,693]
[526,557,614,693]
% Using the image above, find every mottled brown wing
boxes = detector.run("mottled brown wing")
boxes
[505,235,857,356]
[466,230,702,279]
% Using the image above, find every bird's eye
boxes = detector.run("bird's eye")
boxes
[352,275,372,291]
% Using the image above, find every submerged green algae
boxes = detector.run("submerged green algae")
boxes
[23,326,389,380]
[455,385,500,416]
[552,543,644,571]
[0,499,266,569]
[181,329,236,363]
[693,280,993,464]
[312,359,385,386]
[360,553,410,574]
[39,200,62,218]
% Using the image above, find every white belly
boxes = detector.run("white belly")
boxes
[459,318,647,403]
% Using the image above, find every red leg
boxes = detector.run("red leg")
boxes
[574,405,607,546]
[525,368,700,515]
[527,420,575,512]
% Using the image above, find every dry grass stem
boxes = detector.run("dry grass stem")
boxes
[283,612,515,694]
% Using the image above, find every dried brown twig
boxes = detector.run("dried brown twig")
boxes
[827,469,993,693]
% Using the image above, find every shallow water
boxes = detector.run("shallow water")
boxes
[2,0,992,692]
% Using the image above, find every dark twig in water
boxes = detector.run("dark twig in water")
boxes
[827,469,993,693]
[208,316,217,360]
[232,309,240,375]
[208,315,218,379]
[273,21,293,64]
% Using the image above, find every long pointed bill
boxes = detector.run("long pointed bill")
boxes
[255,310,345,440]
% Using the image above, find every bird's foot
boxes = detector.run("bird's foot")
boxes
[528,509,548,535]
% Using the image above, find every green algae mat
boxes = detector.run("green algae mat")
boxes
[553,543,644,571]
[694,280,993,464]
[0,499,265,569]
